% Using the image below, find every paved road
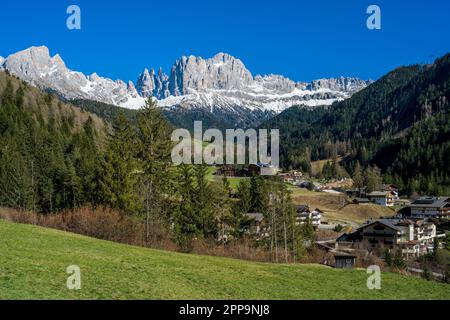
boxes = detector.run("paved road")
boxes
[407,267,446,280]
[319,220,359,231]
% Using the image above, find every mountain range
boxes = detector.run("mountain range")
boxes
[1,46,449,195]
[0,46,371,127]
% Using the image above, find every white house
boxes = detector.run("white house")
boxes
[296,205,322,229]
[367,191,396,207]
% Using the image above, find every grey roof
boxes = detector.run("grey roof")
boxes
[376,219,402,231]
[383,184,399,190]
[360,218,414,232]
[368,191,389,197]
[333,252,357,258]
[295,205,309,212]
[336,233,356,242]
[410,197,449,208]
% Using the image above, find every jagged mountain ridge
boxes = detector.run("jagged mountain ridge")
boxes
[0,46,140,107]
[0,46,372,118]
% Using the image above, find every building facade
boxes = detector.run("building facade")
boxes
[367,191,396,207]
[296,205,322,229]
[409,197,450,219]
[338,218,437,257]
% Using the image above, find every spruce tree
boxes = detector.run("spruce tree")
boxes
[193,163,217,238]
[173,164,199,249]
[230,179,252,238]
[137,97,174,240]
[99,112,139,213]
[250,176,268,213]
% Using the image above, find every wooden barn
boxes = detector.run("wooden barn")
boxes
[334,253,357,269]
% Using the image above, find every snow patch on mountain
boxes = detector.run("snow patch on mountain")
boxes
[2,46,142,108]
[0,46,372,115]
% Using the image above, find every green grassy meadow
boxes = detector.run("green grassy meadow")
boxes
[0,220,449,300]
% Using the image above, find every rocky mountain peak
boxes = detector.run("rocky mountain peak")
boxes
[2,46,145,107]
[254,74,296,93]
[127,81,139,98]
[308,76,373,93]
[168,52,254,95]
[136,67,155,98]
[210,52,237,65]
[0,46,372,113]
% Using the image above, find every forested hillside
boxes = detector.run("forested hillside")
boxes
[0,71,108,212]
[72,99,139,127]
[262,54,450,195]
[73,98,274,131]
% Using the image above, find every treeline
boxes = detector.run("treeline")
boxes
[73,98,274,132]
[261,53,450,195]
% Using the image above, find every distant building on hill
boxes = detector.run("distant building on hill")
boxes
[383,184,400,198]
[295,205,322,229]
[367,191,396,207]
[247,163,280,176]
[409,197,450,219]
[216,165,239,177]
[277,170,303,184]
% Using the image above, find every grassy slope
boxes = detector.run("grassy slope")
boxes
[0,220,448,300]
[290,188,396,225]
[207,165,393,225]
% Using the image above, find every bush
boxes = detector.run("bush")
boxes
[384,249,393,267]
[0,206,173,250]
[0,206,276,263]
[422,265,432,281]
[393,251,407,269]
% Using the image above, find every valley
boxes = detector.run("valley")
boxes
[0,47,449,300]
[1,0,449,306]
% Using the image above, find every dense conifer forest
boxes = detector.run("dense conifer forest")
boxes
[261,54,450,195]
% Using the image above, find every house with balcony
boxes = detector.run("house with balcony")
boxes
[336,218,437,258]
[278,170,303,184]
[367,191,396,207]
[409,197,450,219]
[383,184,400,199]
[295,205,322,229]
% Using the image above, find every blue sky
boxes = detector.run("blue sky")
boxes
[1,0,449,83]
